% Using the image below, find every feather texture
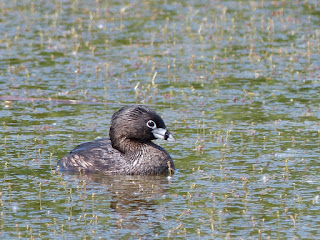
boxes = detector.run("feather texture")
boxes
[57,105,175,175]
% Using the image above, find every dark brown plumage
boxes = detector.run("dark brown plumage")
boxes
[57,105,175,175]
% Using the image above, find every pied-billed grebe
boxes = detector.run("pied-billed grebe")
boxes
[57,105,175,175]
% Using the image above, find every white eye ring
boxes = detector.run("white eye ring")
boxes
[146,120,157,129]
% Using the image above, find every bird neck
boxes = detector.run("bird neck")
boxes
[111,135,151,154]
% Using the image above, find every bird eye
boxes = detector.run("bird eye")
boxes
[146,120,157,129]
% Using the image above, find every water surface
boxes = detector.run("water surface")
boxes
[1,0,320,239]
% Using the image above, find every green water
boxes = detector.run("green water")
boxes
[1,0,320,239]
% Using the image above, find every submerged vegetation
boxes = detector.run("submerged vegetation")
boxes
[0,0,319,239]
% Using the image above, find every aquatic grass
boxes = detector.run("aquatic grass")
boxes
[1,0,320,238]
